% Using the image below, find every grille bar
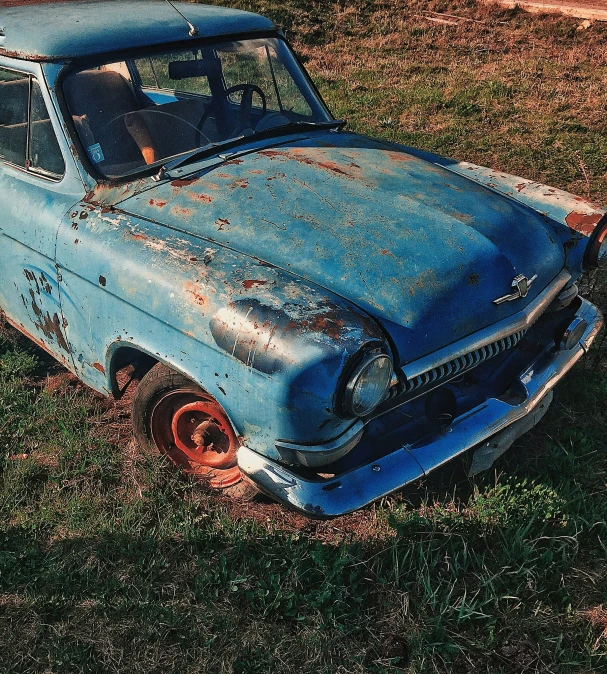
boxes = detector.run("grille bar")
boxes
[403,329,526,395]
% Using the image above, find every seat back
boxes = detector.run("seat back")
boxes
[64,69,144,169]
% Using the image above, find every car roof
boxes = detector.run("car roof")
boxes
[0,0,275,62]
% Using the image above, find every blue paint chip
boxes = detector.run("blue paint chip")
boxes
[87,143,105,164]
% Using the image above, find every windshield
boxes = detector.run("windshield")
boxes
[63,37,332,179]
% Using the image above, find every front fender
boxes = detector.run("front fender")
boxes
[56,204,386,458]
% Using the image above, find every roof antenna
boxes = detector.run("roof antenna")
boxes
[164,0,199,37]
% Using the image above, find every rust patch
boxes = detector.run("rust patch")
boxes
[24,269,40,295]
[171,177,198,187]
[79,211,88,220]
[40,273,52,294]
[565,211,602,236]
[224,158,244,165]
[387,151,413,162]
[99,275,107,287]
[188,193,214,204]
[259,149,356,178]
[230,178,249,189]
[216,218,230,230]
[307,315,345,340]
[185,282,208,308]
[249,169,265,175]
[516,183,527,192]
[149,198,168,208]
[28,290,70,353]
[92,362,106,374]
[129,232,148,241]
[242,280,268,289]
[170,206,194,218]
[72,222,78,230]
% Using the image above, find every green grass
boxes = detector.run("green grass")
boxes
[2,1,607,672]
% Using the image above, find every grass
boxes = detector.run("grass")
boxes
[2,0,607,671]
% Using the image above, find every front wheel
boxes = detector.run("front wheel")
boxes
[131,363,259,498]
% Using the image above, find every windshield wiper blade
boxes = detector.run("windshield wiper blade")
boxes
[153,120,346,181]
[256,119,346,137]
[152,136,247,181]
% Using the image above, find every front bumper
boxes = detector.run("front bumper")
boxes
[238,298,603,518]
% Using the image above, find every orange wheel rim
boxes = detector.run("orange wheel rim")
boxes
[149,389,242,488]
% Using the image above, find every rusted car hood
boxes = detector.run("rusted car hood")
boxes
[121,131,565,363]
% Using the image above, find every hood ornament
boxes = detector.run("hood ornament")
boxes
[493,274,538,305]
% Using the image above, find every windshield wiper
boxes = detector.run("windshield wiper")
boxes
[153,119,346,181]
[152,136,246,181]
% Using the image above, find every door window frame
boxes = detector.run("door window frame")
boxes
[0,62,66,182]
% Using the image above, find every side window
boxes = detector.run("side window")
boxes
[29,80,65,177]
[0,69,29,166]
[0,67,65,178]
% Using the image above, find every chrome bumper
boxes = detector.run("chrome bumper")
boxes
[238,299,603,518]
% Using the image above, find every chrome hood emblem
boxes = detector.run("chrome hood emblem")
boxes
[493,274,538,305]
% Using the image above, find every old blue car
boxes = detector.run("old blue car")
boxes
[0,0,605,517]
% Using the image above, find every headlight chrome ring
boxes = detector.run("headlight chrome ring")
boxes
[342,350,393,417]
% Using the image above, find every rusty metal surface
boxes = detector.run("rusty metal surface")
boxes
[118,131,567,365]
[55,198,385,455]
[402,147,607,275]
[151,391,243,488]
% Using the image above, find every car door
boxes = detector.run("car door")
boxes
[0,60,84,369]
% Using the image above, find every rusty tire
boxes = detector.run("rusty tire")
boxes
[131,363,260,499]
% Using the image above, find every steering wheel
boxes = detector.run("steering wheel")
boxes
[101,109,213,144]
[99,109,213,165]
[196,84,267,144]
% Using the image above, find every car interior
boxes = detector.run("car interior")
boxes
[62,39,318,178]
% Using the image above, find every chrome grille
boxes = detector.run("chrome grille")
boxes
[403,330,526,395]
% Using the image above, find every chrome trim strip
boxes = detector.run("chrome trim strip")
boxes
[274,420,364,468]
[402,269,571,380]
[239,298,602,518]
[402,329,526,395]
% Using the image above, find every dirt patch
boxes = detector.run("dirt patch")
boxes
[222,495,397,543]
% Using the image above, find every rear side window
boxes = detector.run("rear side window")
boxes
[0,67,65,178]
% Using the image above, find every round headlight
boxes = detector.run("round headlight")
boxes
[584,217,607,269]
[343,351,393,417]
